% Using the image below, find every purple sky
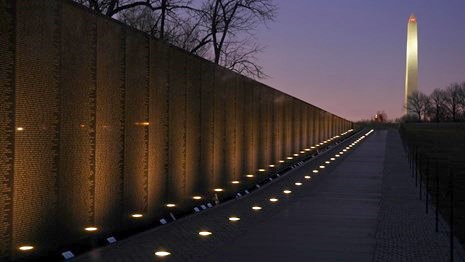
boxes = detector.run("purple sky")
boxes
[256,0,465,121]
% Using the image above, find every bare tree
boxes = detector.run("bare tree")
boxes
[406,90,429,121]
[427,88,446,122]
[73,0,159,17]
[459,82,465,118]
[74,0,277,79]
[444,83,462,121]
[197,0,277,78]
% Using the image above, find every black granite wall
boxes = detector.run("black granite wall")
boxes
[0,0,352,259]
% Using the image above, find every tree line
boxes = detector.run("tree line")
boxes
[405,82,465,122]
[73,0,277,79]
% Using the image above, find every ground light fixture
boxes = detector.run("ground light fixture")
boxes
[193,196,203,200]
[258,169,266,172]
[283,190,292,194]
[325,161,330,164]
[300,151,305,153]
[305,148,311,151]
[330,158,335,161]
[84,227,98,232]
[165,203,176,208]
[279,160,285,163]
[269,198,278,202]
[231,181,240,184]
[246,174,254,178]
[252,206,262,210]
[198,231,212,236]
[287,157,293,160]
[131,213,143,218]
[18,246,34,251]
[229,216,240,222]
[335,154,340,157]
[319,165,325,169]
[304,176,311,179]
[154,251,171,257]
[294,182,303,186]
[269,164,275,167]
[312,170,319,173]
[214,188,223,192]
[293,153,299,156]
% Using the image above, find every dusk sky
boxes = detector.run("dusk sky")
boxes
[255,0,465,121]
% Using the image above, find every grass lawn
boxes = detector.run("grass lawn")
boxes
[400,123,465,246]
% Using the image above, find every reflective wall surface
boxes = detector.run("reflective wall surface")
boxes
[0,0,352,259]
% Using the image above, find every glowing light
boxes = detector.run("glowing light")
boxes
[134,122,150,126]
[199,231,212,236]
[343,149,347,152]
[84,227,98,232]
[335,154,340,157]
[300,151,305,153]
[166,203,176,208]
[214,188,223,192]
[269,164,275,167]
[304,176,311,179]
[325,161,330,164]
[252,206,262,210]
[287,157,293,160]
[294,182,302,186]
[311,146,315,149]
[258,169,266,172]
[18,246,34,251]
[330,158,336,161]
[231,181,240,184]
[155,251,171,257]
[293,154,299,156]
[131,213,143,218]
[193,196,202,200]
[16,127,24,131]
[319,165,325,169]
[283,190,292,194]
[269,198,278,202]
[312,170,319,173]
[305,148,311,151]
[279,160,285,163]
[229,216,240,222]
[246,174,254,178]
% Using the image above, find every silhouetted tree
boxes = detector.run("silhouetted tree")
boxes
[195,0,277,78]
[74,0,277,79]
[406,90,429,121]
[427,88,446,122]
[74,0,160,17]
[444,83,462,121]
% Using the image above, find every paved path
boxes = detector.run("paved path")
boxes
[75,130,465,262]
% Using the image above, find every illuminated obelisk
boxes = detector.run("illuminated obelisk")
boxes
[404,14,418,114]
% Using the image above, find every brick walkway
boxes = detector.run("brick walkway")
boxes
[74,130,465,262]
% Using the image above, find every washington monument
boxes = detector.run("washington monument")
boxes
[404,14,418,114]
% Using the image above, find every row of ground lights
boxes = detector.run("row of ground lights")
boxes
[152,129,363,258]
[17,129,355,254]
